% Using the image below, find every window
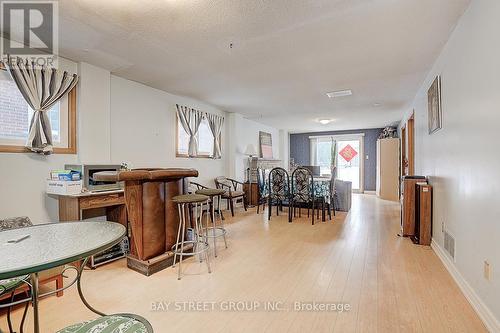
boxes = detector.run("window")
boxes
[311,137,334,176]
[0,64,76,153]
[176,115,215,157]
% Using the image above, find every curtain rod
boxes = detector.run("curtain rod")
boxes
[175,104,224,119]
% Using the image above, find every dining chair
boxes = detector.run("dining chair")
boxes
[0,217,33,333]
[190,181,225,220]
[326,167,338,219]
[256,168,269,214]
[267,167,290,221]
[214,176,247,216]
[290,167,316,224]
[56,313,153,333]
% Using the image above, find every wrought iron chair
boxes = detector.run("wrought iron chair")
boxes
[326,167,337,220]
[291,167,316,224]
[256,168,269,214]
[267,167,290,221]
[214,177,247,216]
[0,217,32,333]
[56,313,153,332]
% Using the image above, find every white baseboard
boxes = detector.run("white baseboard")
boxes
[431,239,500,333]
[364,190,376,195]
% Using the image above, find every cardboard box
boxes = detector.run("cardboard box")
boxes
[46,180,83,195]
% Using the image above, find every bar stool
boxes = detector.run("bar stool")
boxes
[195,188,228,257]
[172,194,211,280]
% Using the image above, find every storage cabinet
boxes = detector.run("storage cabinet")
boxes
[400,176,427,236]
[412,183,432,245]
[376,138,400,201]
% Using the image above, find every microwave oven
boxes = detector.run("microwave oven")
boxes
[65,164,124,192]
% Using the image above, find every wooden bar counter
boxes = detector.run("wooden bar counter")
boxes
[94,168,198,276]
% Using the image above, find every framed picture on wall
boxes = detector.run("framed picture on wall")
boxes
[259,131,273,158]
[427,75,442,134]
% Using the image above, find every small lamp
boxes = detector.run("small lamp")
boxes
[244,144,257,157]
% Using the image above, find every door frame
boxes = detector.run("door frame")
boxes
[401,125,407,176]
[408,113,415,175]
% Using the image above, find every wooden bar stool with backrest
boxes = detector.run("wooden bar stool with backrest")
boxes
[214,177,247,216]
[171,194,212,280]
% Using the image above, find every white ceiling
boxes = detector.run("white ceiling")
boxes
[56,0,469,132]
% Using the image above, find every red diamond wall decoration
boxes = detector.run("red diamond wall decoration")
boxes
[339,144,358,162]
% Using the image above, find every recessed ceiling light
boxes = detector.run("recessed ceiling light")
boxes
[373,102,382,107]
[319,119,332,125]
[326,90,352,98]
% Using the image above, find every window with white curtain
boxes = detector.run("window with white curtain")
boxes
[310,137,334,176]
[176,116,214,157]
[0,67,69,149]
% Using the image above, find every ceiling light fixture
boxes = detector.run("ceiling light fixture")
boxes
[319,119,332,125]
[373,102,382,107]
[326,90,352,98]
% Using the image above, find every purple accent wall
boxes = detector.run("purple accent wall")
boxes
[289,128,384,191]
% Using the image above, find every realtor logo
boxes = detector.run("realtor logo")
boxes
[1,1,58,65]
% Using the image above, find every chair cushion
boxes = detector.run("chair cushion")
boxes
[172,194,209,204]
[0,275,29,295]
[195,188,225,196]
[0,216,33,231]
[222,190,245,198]
[56,315,150,333]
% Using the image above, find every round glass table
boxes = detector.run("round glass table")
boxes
[0,221,126,333]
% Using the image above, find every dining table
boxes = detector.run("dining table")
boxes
[0,221,126,333]
[285,175,332,222]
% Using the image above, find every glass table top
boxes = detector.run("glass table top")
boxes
[0,221,126,279]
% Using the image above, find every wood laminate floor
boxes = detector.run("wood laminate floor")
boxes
[0,194,487,332]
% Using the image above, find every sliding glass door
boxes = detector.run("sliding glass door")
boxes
[336,139,362,191]
[310,134,364,192]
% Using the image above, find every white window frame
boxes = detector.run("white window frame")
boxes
[176,114,217,158]
[0,64,76,154]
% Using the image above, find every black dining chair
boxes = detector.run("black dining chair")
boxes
[291,167,316,224]
[267,167,290,221]
[256,168,269,214]
[325,167,337,220]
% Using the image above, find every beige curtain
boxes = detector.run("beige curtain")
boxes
[176,104,204,157]
[206,113,224,159]
[6,56,79,154]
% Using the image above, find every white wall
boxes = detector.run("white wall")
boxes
[225,113,281,181]
[279,129,289,170]
[109,75,227,186]
[401,0,500,329]
[77,63,111,163]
